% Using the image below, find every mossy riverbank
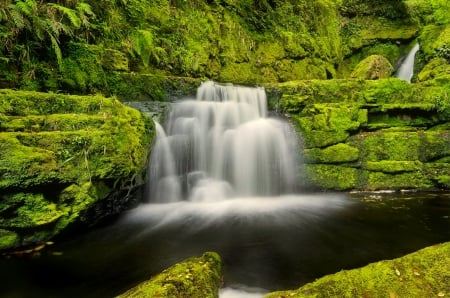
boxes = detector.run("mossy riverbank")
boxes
[0,90,153,251]
[268,77,450,191]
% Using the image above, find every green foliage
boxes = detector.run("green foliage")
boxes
[339,0,409,19]
[60,42,106,93]
[265,242,450,298]
[128,29,166,68]
[117,252,222,298]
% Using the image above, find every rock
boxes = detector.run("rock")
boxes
[0,90,153,251]
[117,252,222,298]
[351,55,394,79]
[271,78,450,191]
[265,242,450,298]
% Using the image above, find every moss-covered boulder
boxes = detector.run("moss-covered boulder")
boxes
[351,55,393,79]
[117,252,222,298]
[0,90,153,251]
[272,77,450,191]
[265,241,450,298]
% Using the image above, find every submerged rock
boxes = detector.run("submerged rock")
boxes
[265,241,450,298]
[117,252,222,298]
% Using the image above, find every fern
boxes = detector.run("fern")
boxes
[14,0,35,16]
[49,34,62,70]
[130,29,155,67]
[49,3,81,28]
[7,4,26,29]
[76,2,94,17]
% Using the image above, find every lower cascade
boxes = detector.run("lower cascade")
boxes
[148,81,299,203]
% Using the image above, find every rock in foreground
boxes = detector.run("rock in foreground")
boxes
[117,252,222,298]
[265,241,450,298]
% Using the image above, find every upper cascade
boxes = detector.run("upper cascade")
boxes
[148,81,299,203]
[395,43,420,83]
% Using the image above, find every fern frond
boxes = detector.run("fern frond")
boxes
[24,0,37,11]
[49,34,62,69]
[44,18,60,38]
[15,0,32,16]
[130,29,155,67]
[49,3,81,28]
[76,2,94,16]
[8,5,26,29]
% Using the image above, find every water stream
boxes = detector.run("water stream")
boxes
[395,43,420,82]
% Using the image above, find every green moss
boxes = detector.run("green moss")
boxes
[55,182,110,232]
[265,241,450,298]
[102,49,129,72]
[424,162,450,189]
[420,131,450,161]
[355,132,421,161]
[0,229,19,250]
[305,165,358,190]
[117,252,222,298]
[364,160,423,173]
[351,55,393,79]
[341,16,418,54]
[304,144,359,163]
[301,130,350,149]
[60,42,107,93]
[0,193,63,228]
[0,90,153,250]
[417,58,450,82]
[219,63,258,85]
[365,171,433,190]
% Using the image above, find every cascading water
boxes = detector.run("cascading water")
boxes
[148,81,299,203]
[395,43,420,82]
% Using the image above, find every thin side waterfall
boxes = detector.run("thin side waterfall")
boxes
[147,81,299,203]
[395,43,420,82]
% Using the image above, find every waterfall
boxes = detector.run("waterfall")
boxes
[395,43,420,82]
[148,81,299,203]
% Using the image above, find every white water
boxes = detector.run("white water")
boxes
[395,43,420,82]
[148,81,299,202]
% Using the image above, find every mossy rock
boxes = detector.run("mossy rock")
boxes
[364,160,423,173]
[354,131,422,162]
[351,55,394,79]
[304,143,359,164]
[304,164,358,190]
[0,229,19,250]
[0,90,153,251]
[417,58,450,82]
[341,16,418,53]
[265,241,450,298]
[117,252,222,298]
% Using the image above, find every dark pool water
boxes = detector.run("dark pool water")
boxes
[1,191,449,298]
